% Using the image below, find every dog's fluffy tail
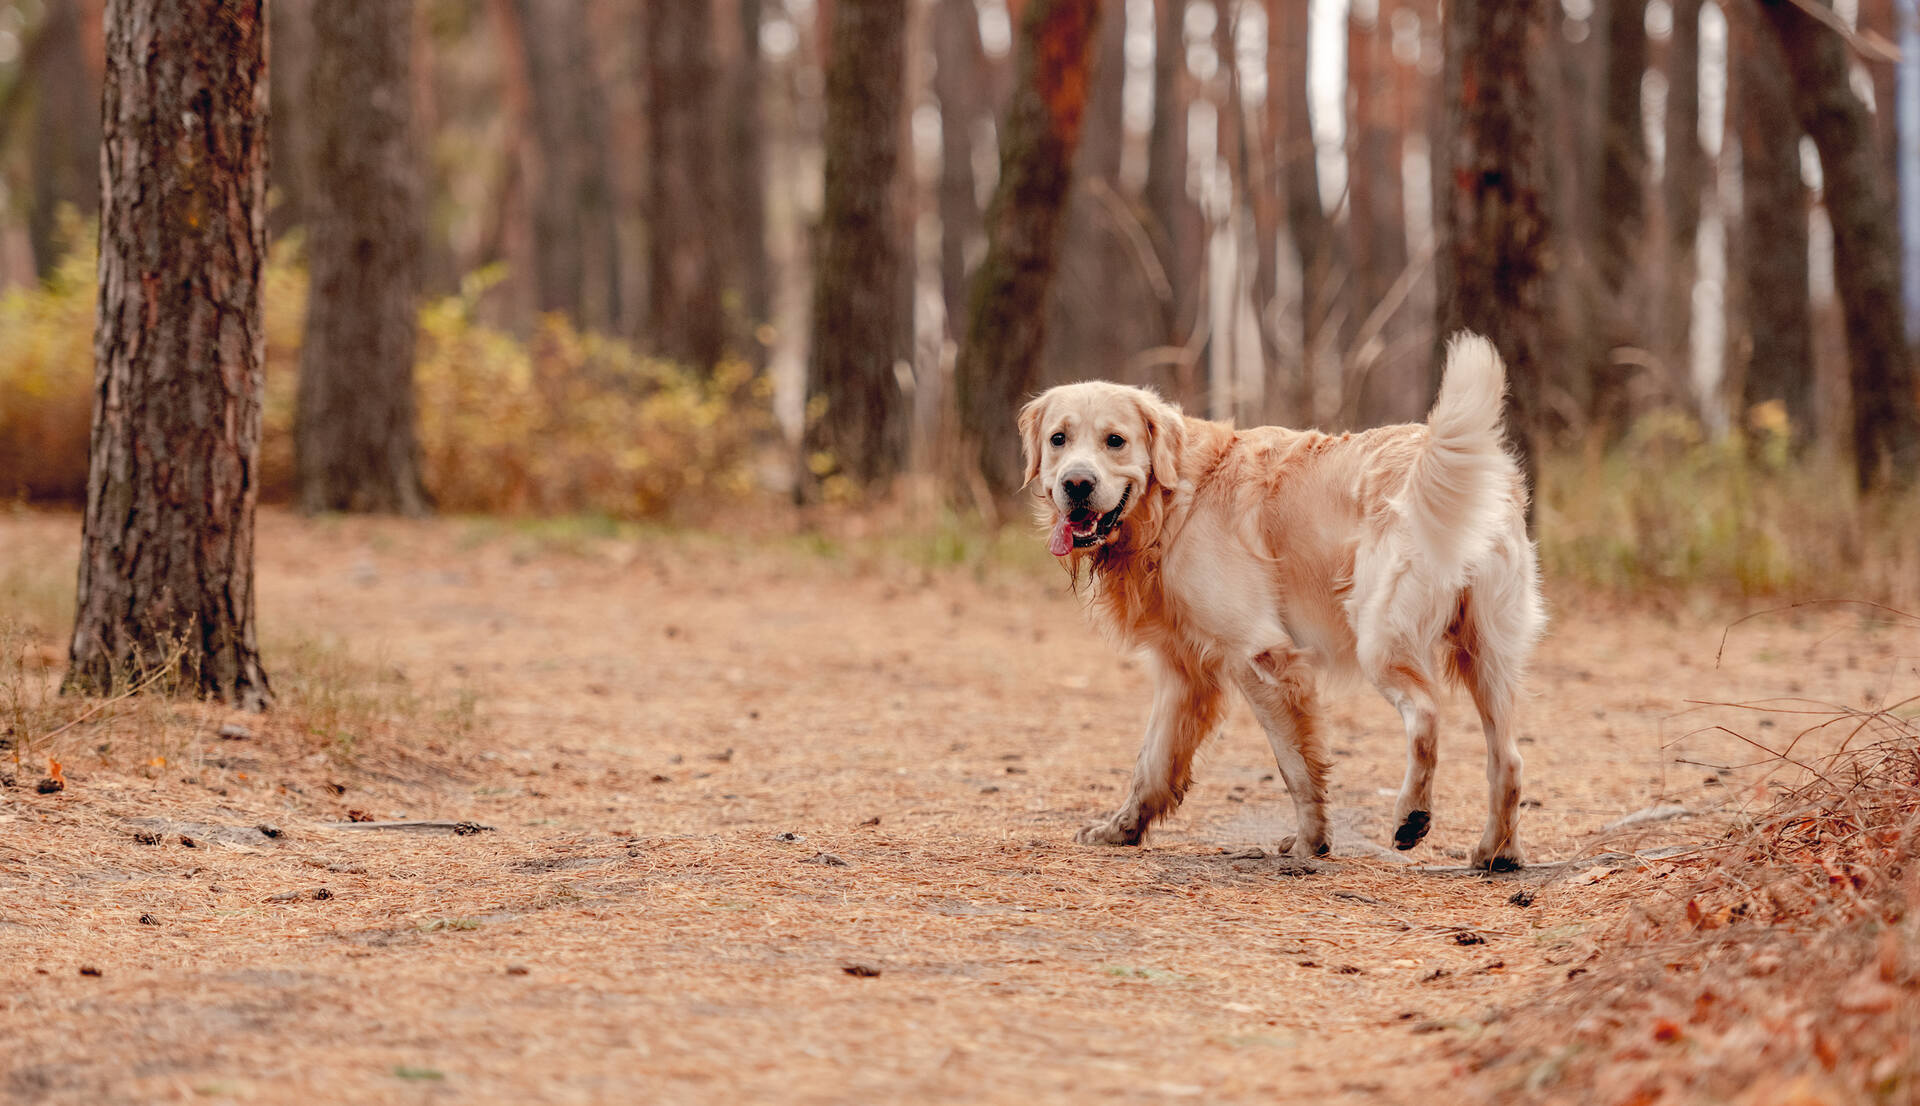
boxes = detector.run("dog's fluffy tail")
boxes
[1399,331,1515,589]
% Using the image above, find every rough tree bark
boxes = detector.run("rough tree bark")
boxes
[295,0,429,516]
[1735,15,1813,441]
[1434,0,1555,526]
[68,0,271,709]
[1760,0,1920,488]
[26,0,100,278]
[645,0,726,370]
[805,0,910,489]
[956,0,1105,497]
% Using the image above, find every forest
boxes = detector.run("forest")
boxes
[1,1,1919,1103]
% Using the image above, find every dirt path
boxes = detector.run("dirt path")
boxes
[1,511,1905,1104]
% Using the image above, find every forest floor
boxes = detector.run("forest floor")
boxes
[0,509,1914,1105]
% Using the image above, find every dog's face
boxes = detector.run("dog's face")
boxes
[1018,382,1184,555]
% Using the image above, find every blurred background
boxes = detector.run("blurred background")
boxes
[0,0,1916,597]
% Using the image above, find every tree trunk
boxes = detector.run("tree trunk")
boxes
[1589,0,1649,438]
[955,0,1105,497]
[1435,0,1555,527]
[295,0,429,516]
[508,0,620,329]
[267,0,313,238]
[1663,0,1702,369]
[1271,0,1329,425]
[26,0,101,278]
[69,0,271,709]
[933,0,990,340]
[1734,15,1813,441]
[1349,1,1414,426]
[645,0,726,370]
[721,0,771,349]
[1760,0,1920,489]
[1041,0,1140,388]
[1900,0,1920,342]
[805,0,910,490]
[1144,0,1202,404]
[1861,0,1899,184]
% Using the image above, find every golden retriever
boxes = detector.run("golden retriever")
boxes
[1018,332,1544,870]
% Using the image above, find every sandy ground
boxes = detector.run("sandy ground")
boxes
[1,509,1912,1105]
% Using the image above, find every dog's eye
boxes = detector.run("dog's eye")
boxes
[1106,434,1126,450]
[1049,432,1066,448]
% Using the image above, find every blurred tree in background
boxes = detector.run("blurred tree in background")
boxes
[1434,0,1554,521]
[955,0,1104,500]
[0,0,1917,523]
[296,0,431,515]
[805,0,910,492]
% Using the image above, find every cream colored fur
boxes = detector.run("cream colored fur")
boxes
[1018,332,1545,869]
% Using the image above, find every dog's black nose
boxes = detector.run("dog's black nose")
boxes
[1062,473,1096,503]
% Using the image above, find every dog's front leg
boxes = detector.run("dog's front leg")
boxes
[1076,654,1224,846]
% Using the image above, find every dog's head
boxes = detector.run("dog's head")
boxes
[1017,382,1186,557]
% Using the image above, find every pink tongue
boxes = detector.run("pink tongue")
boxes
[1048,516,1075,557]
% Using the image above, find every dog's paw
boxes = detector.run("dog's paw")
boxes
[1276,832,1331,858]
[1392,809,1431,851]
[1075,816,1143,846]
[1469,839,1524,872]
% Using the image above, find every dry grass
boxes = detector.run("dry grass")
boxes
[2,510,1916,1103]
[1462,610,1920,1106]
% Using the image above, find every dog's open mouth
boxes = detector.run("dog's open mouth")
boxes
[1047,484,1131,556]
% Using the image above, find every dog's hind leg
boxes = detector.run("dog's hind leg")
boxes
[1371,662,1441,852]
[1450,578,1536,871]
[1076,653,1224,846]
[1237,647,1330,857]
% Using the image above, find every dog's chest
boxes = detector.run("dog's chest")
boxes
[1153,526,1283,650]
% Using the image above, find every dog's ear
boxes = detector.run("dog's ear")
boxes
[1138,392,1186,491]
[1016,394,1047,488]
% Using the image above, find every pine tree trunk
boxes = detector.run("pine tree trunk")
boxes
[295,0,429,516]
[955,0,1105,497]
[1435,0,1554,527]
[68,0,271,709]
[805,0,909,490]
[26,0,100,278]
[1760,0,1920,489]
[1735,16,1813,441]
[645,0,726,371]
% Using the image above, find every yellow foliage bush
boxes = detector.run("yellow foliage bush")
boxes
[412,269,769,517]
[0,225,768,519]
[0,229,95,500]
